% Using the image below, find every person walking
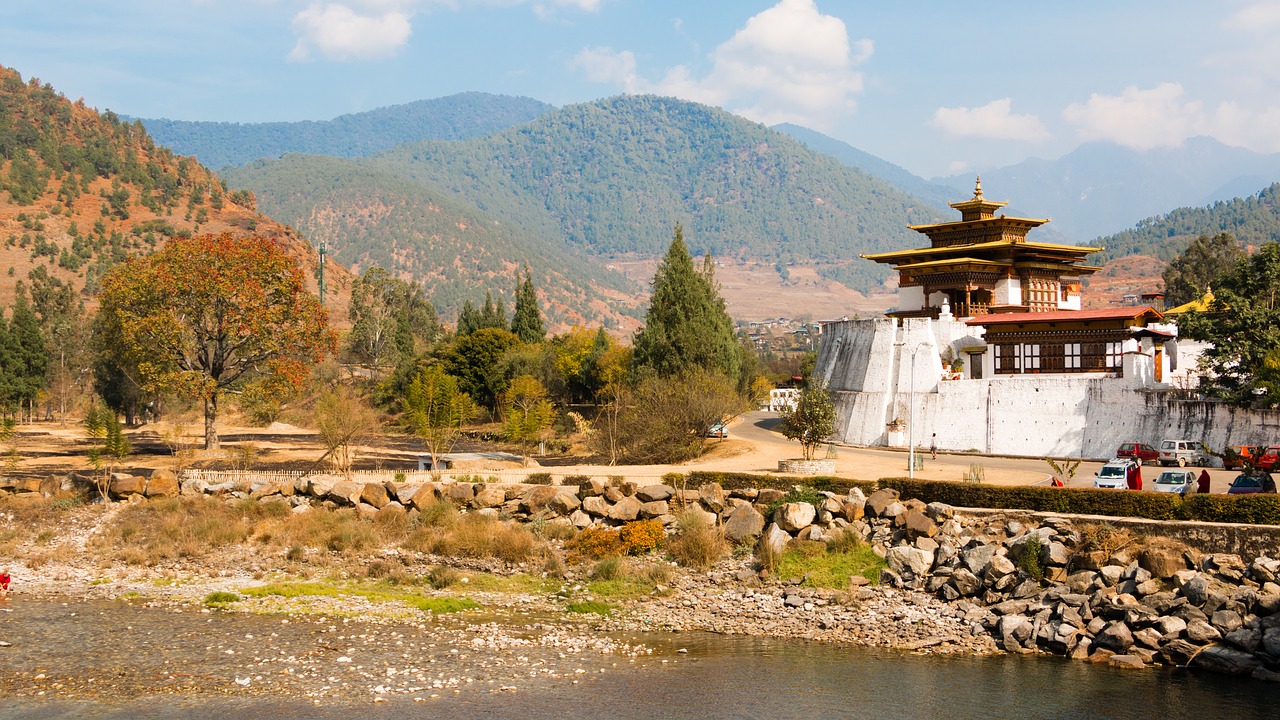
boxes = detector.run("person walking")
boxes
[930,433,937,460]
[1197,469,1211,494]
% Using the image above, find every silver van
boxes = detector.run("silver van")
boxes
[1158,439,1204,467]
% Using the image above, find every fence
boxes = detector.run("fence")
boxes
[178,468,672,487]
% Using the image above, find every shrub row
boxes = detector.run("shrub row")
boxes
[664,472,1280,526]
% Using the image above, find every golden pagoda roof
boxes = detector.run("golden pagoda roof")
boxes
[907,216,1051,233]
[862,239,1102,263]
[893,257,1010,272]
[948,176,1009,216]
[1165,288,1219,315]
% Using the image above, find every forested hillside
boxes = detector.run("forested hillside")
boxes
[228,154,643,329]
[1096,183,1280,263]
[0,65,350,320]
[228,95,944,296]
[141,92,554,169]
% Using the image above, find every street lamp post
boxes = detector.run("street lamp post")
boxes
[897,341,928,480]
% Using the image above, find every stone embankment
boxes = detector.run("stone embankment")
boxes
[5,468,1278,681]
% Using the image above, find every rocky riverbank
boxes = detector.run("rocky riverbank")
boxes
[4,468,1279,687]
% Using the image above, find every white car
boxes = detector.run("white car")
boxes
[1153,469,1196,495]
[1094,459,1134,489]
[1158,439,1205,467]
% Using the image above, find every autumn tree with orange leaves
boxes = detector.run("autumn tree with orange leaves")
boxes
[97,233,335,449]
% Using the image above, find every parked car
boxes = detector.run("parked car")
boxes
[1153,469,1196,495]
[1223,445,1263,470]
[1255,446,1280,471]
[1115,442,1159,465]
[707,422,728,438]
[1158,439,1206,467]
[1094,459,1135,489]
[1228,473,1266,495]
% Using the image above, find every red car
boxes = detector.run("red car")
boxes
[1116,442,1159,465]
[1256,446,1280,471]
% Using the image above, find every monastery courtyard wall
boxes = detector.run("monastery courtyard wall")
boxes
[818,318,1280,459]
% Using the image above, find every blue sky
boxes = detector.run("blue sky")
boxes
[4,1,1280,178]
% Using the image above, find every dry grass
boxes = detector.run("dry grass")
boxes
[403,512,539,563]
[94,497,283,564]
[665,510,729,570]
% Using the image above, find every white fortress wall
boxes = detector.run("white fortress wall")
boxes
[819,317,1280,460]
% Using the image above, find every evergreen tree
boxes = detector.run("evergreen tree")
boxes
[632,223,742,383]
[2,293,49,415]
[457,299,480,336]
[478,290,508,332]
[511,266,545,343]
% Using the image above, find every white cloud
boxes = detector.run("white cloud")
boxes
[1061,83,1202,150]
[1223,2,1280,31]
[929,98,1049,143]
[289,3,413,61]
[289,0,599,62]
[571,0,871,130]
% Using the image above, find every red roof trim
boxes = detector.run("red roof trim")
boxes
[966,306,1164,326]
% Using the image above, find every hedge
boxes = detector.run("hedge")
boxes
[664,472,1280,526]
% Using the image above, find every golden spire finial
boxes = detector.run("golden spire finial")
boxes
[973,175,983,199]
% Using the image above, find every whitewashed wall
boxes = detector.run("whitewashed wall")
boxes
[817,318,1279,459]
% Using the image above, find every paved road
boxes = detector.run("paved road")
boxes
[730,411,1246,493]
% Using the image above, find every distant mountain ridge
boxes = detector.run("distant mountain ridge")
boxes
[140,92,555,169]
[226,95,949,311]
[935,136,1280,242]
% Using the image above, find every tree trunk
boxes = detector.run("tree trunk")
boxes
[204,394,220,450]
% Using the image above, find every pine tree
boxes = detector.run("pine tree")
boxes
[511,266,545,343]
[457,299,479,336]
[478,290,508,331]
[4,293,49,416]
[632,223,742,383]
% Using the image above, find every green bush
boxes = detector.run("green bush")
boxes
[204,591,241,605]
[567,600,613,616]
[525,472,553,485]
[1179,494,1280,524]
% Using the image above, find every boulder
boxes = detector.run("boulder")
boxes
[179,476,207,496]
[521,486,562,514]
[699,483,726,513]
[1107,655,1146,670]
[1185,618,1222,643]
[985,554,1017,580]
[549,492,582,516]
[1181,575,1210,606]
[639,500,669,519]
[569,509,594,529]
[109,475,146,498]
[1193,645,1261,675]
[1210,609,1243,634]
[864,488,900,517]
[473,484,507,509]
[306,474,339,498]
[374,502,406,522]
[950,568,982,596]
[446,482,475,504]
[145,470,180,498]
[756,489,786,505]
[326,480,361,506]
[925,502,955,521]
[962,543,997,575]
[581,496,611,517]
[1224,627,1262,653]
[997,614,1031,649]
[885,546,935,577]
[1095,622,1134,652]
[636,484,674,503]
[840,500,865,522]
[578,477,607,498]
[409,483,439,510]
[608,495,643,522]
[774,502,816,533]
[902,510,938,539]
[1262,627,1280,657]
[723,505,766,543]
[759,522,790,559]
[1042,541,1070,567]
[360,482,391,509]
[1138,545,1188,579]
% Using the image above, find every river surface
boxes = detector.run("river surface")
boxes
[1,597,1276,719]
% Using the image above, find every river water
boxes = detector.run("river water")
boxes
[1,597,1276,719]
